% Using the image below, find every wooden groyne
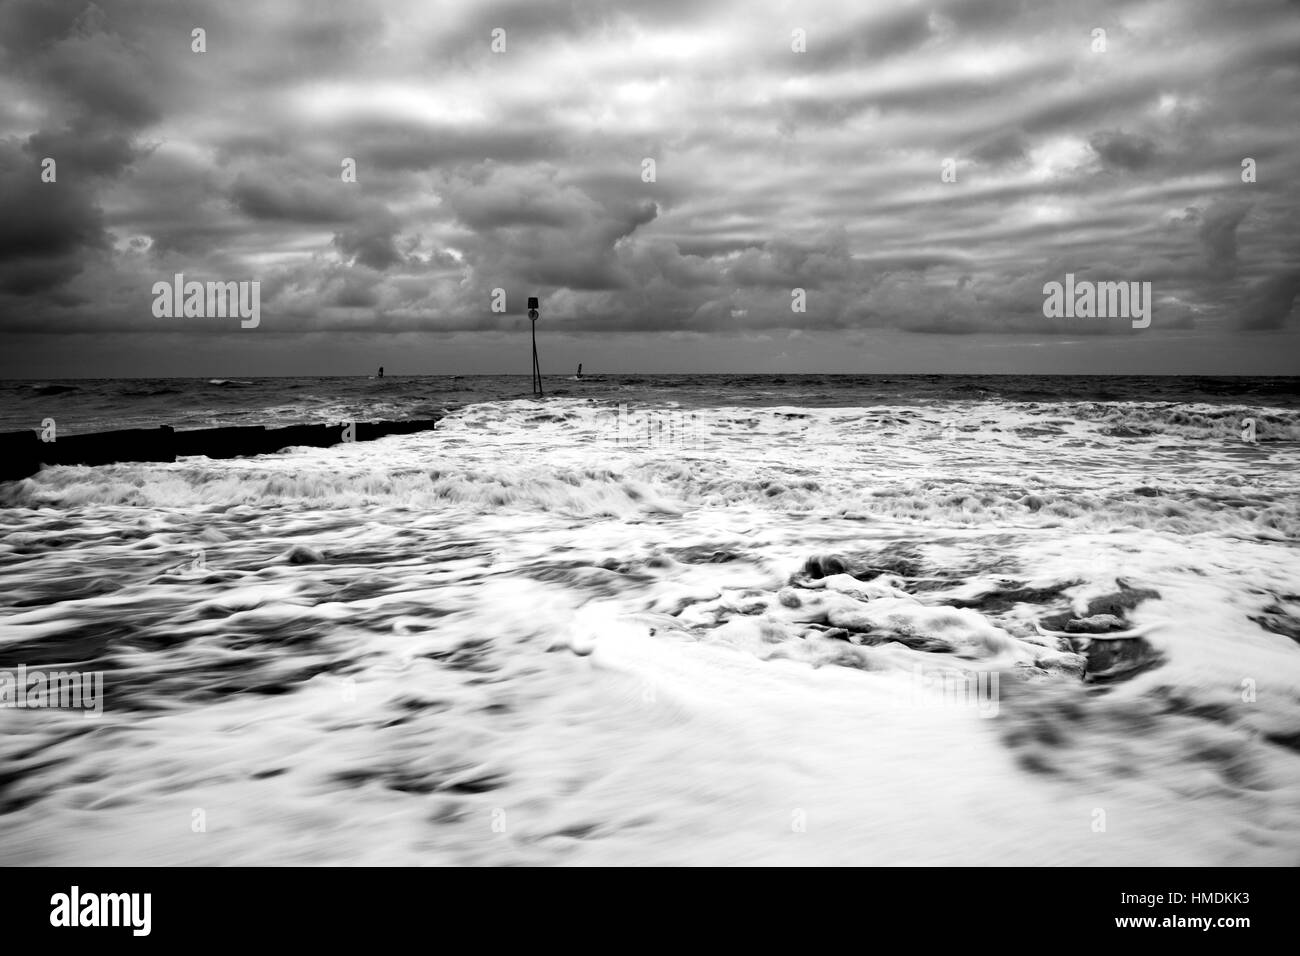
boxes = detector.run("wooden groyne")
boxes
[0,417,443,482]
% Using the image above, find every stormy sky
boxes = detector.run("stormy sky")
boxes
[1,0,1297,377]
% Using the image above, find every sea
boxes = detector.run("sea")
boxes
[1,373,1298,864]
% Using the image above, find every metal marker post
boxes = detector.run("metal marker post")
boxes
[528,296,542,396]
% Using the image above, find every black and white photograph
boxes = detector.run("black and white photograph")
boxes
[0,0,1298,896]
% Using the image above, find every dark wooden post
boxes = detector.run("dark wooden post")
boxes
[528,296,542,396]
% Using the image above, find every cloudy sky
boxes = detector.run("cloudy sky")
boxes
[1,0,1298,377]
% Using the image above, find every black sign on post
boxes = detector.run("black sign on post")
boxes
[528,296,542,396]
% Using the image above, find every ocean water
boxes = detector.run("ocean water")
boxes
[1,374,1299,865]
[4,372,1299,432]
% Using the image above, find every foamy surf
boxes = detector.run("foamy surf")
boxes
[1,394,1298,864]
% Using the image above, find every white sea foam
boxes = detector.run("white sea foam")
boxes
[1,397,1298,864]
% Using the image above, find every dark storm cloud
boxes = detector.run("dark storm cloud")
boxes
[801,7,934,69]
[25,124,147,178]
[0,0,1297,373]
[0,141,106,294]
[489,193,660,292]
[966,129,1030,166]
[423,0,709,57]
[0,0,166,306]
[333,209,406,272]
[442,172,585,231]
[1239,272,1300,331]
[231,173,362,223]
[356,123,558,172]
[333,274,382,308]
[1089,130,1158,171]
[0,2,163,128]
[38,32,162,127]
[1197,200,1253,279]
